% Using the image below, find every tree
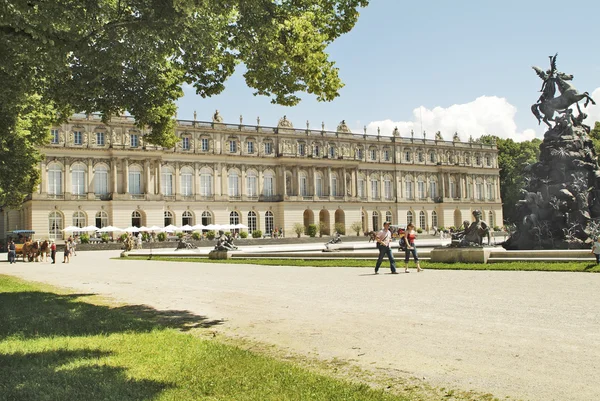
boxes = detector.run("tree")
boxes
[589,121,600,156]
[0,0,369,207]
[480,135,541,224]
[350,221,363,236]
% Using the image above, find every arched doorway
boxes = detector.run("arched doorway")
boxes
[334,209,345,234]
[303,209,314,234]
[454,209,462,228]
[319,209,330,236]
[132,210,143,227]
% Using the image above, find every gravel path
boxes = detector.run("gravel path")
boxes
[2,251,599,401]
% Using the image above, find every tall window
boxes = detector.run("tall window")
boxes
[357,147,363,159]
[264,142,273,155]
[329,146,335,158]
[51,129,59,144]
[405,177,414,199]
[201,138,209,151]
[298,143,306,156]
[182,211,193,226]
[228,170,240,196]
[476,180,484,201]
[430,180,437,198]
[383,149,390,161]
[247,141,254,154]
[407,211,414,225]
[488,211,495,227]
[182,137,190,150]
[299,172,308,196]
[331,175,338,196]
[370,149,377,161]
[372,212,380,231]
[316,174,323,197]
[71,164,86,195]
[384,177,392,200]
[370,177,379,199]
[385,211,393,224]
[487,182,494,200]
[201,211,213,226]
[94,165,108,196]
[73,211,86,229]
[161,167,174,196]
[49,211,63,240]
[229,211,240,227]
[263,171,274,196]
[229,140,237,153]
[358,176,366,198]
[247,170,258,197]
[449,178,457,199]
[431,211,438,228]
[48,164,63,195]
[429,152,436,163]
[418,152,424,162]
[485,155,492,166]
[475,154,481,165]
[95,211,108,229]
[164,211,173,227]
[96,132,105,146]
[74,131,82,145]
[132,211,142,227]
[130,134,139,147]
[200,168,212,196]
[404,151,411,162]
[265,211,274,235]
[248,211,257,233]
[467,179,473,199]
[129,165,142,194]
[417,177,426,199]
[181,167,193,196]
[313,144,320,157]
[419,211,426,229]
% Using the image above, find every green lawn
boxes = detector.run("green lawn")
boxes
[2,275,498,401]
[123,256,600,272]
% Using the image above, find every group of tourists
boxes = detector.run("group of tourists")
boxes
[374,222,422,274]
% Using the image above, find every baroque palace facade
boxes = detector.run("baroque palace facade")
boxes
[0,112,502,241]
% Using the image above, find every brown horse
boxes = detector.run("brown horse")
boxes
[366,231,377,242]
[39,240,49,262]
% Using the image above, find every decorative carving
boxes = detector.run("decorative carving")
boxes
[278,115,293,128]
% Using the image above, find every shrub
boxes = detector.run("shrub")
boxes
[157,232,167,242]
[307,224,317,237]
[350,221,362,236]
[318,222,327,237]
[252,230,262,238]
[493,226,502,232]
[79,233,90,244]
[192,232,201,240]
[416,228,423,234]
[293,223,304,238]
[101,233,110,243]
[141,232,150,242]
[334,222,345,235]
[449,226,456,232]
[119,233,128,242]
[176,232,184,239]
[206,230,216,240]
[240,231,248,239]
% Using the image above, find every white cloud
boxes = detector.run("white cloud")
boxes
[366,96,538,142]
[582,87,600,125]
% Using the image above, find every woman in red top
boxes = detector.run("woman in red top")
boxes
[404,223,423,272]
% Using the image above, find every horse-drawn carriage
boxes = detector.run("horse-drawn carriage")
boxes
[7,230,50,262]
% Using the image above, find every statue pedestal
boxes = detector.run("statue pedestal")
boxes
[209,250,231,260]
[431,247,496,264]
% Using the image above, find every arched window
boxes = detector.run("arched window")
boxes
[248,211,257,233]
[94,164,109,196]
[417,176,426,199]
[49,211,63,240]
[449,178,457,199]
[299,171,308,196]
[488,211,495,227]
[132,210,142,227]
[265,211,274,235]
[429,151,436,163]
[263,170,275,197]
[487,181,494,200]
[430,178,438,199]
[201,211,213,226]
[182,211,193,226]
[476,178,484,200]
[95,211,108,228]
[229,211,240,226]
[407,210,414,225]
[200,167,213,197]
[315,173,323,197]
[331,174,338,196]
[71,163,86,196]
[370,176,379,199]
[419,211,426,229]
[357,174,366,198]
[384,176,392,200]
[431,211,438,228]
[129,165,142,194]
[404,176,414,199]
[73,211,86,229]
[164,211,173,227]
[228,170,240,196]
[246,170,258,197]
[372,211,380,231]
[48,163,63,196]
[180,166,193,196]
[161,166,174,196]
[385,211,393,224]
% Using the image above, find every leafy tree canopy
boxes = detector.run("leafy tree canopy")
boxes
[0,0,368,207]
[589,121,600,155]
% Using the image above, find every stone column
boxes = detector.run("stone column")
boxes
[87,159,94,199]
[312,166,317,196]
[40,159,47,194]
[258,167,263,197]
[241,165,246,197]
[294,165,300,196]
[144,159,151,195]
[64,158,71,197]
[342,168,347,199]
[351,168,357,198]
[123,158,129,194]
[281,166,287,197]
[221,164,228,197]
[174,162,180,198]
[111,158,118,194]
[194,162,201,199]
[327,166,332,197]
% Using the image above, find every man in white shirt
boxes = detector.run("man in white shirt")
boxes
[375,222,398,274]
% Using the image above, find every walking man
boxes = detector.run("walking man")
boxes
[8,240,16,264]
[375,221,398,274]
[50,240,56,264]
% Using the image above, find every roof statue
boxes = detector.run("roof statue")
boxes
[278,115,293,128]
[435,131,443,141]
[336,120,351,133]
[212,110,223,123]
[392,126,400,137]
[453,132,460,142]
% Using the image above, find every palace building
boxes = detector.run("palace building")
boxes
[0,112,502,241]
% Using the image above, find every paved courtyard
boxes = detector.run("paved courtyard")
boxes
[2,250,599,401]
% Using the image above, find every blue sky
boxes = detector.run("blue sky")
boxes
[176,0,600,141]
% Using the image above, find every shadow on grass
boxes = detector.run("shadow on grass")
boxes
[0,349,172,401]
[0,291,224,340]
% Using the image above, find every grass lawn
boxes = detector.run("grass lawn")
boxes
[123,256,600,272]
[0,275,499,401]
